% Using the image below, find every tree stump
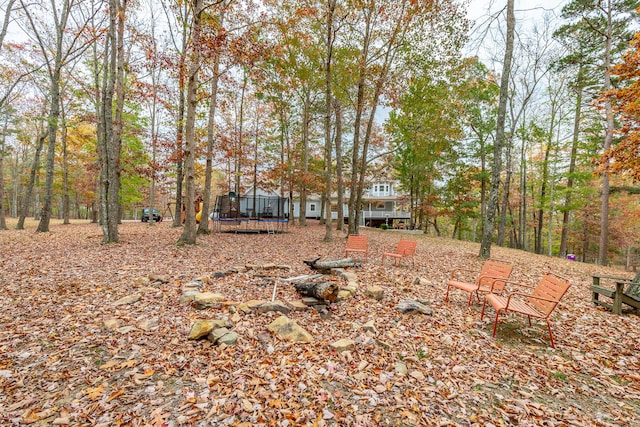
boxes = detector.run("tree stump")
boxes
[303,257,359,274]
[294,281,339,302]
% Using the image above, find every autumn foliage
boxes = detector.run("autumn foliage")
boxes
[0,221,639,425]
[605,31,640,181]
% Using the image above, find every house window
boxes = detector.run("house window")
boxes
[310,203,316,212]
[376,202,385,209]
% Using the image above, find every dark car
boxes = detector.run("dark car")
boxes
[141,208,162,222]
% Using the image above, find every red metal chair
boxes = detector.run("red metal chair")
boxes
[481,272,571,348]
[445,259,513,307]
[381,239,417,267]
[344,235,368,263]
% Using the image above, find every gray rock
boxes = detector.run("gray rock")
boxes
[343,282,358,294]
[213,271,235,278]
[330,339,355,352]
[188,319,232,340]
[363,320,377,333]
[267,316,313,342]
[103,318,122,330]
[194,292,225,309]
[246,299,267,309]
[397,300,433,315]
[208,327,230,343]
[366,286,384,301]
[413,277,434,286]
[288,300,308,311]
[179,290,201,304]
[117,326,137,334]
[332,268,347,276]
[149,274,171,284]
[315,306,332,320]
[137,318,159,331]
[183,280,204,291]
[114,294,141,306]
[218,331,239,345]
[255,302,291,314]
[194,275,212,284]
[336,290,353,301]
[340,271,358,282]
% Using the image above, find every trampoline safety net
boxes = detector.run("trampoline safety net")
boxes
[214,194,288,220]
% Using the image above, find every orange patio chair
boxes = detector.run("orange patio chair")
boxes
[445,259,514,307]
[481,272,571,348]
[344,235,368,263]
[381,239,417,267]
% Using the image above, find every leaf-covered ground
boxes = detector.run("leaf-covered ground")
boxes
[0,220,638,426]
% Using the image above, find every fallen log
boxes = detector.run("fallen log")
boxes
[303,257,359,274]
[294,281,339,302]
[283,274,325,282]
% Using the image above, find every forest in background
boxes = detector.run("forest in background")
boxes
[0,0,640,265]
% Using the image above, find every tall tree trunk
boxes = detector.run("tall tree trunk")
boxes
[334,97,344,232]
[36,58,64,232]
[560,83,582,257]
[17,133,45,229]
[479,136,487,240]
[146,4,162,228]
[547,143,559,256]
[0,0,15,50]
[508,205,519,248]
[536,140,553,254]
[101,0,126,242]
[535,87,561,255]
[598,1,614,266]
[276,100,294,222]
[480,0,515,259]
[410,176,415,229]
[347,8,372,236]
[61,111,70,224]
[0,1,16,228]
[148,76,158,227]
[172,1,189,228]
[252,116,258,216]
[198,7,224,235]
[177,0,203,245]
[235,69,247,198]
[300,87,310,227]
[518,124,527,251]
[11,148,18,217]
[582,212,590,262]
[352,4,404,235]
[0,111,7,230]
[322,0,335,242]
[497,137,512,246]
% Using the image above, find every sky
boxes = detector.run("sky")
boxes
[466,0,568,22]
[464,0,570,68]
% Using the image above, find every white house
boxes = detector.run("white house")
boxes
[291,180,410,226]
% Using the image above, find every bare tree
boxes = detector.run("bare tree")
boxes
[322,0,336,242]
[198,4,227,235]
[0,108,10,230]
[18,0,98,233]
[176,0,203,244]
[480,0,515,259]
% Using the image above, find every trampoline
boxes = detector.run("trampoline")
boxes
[212,194,289,234]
